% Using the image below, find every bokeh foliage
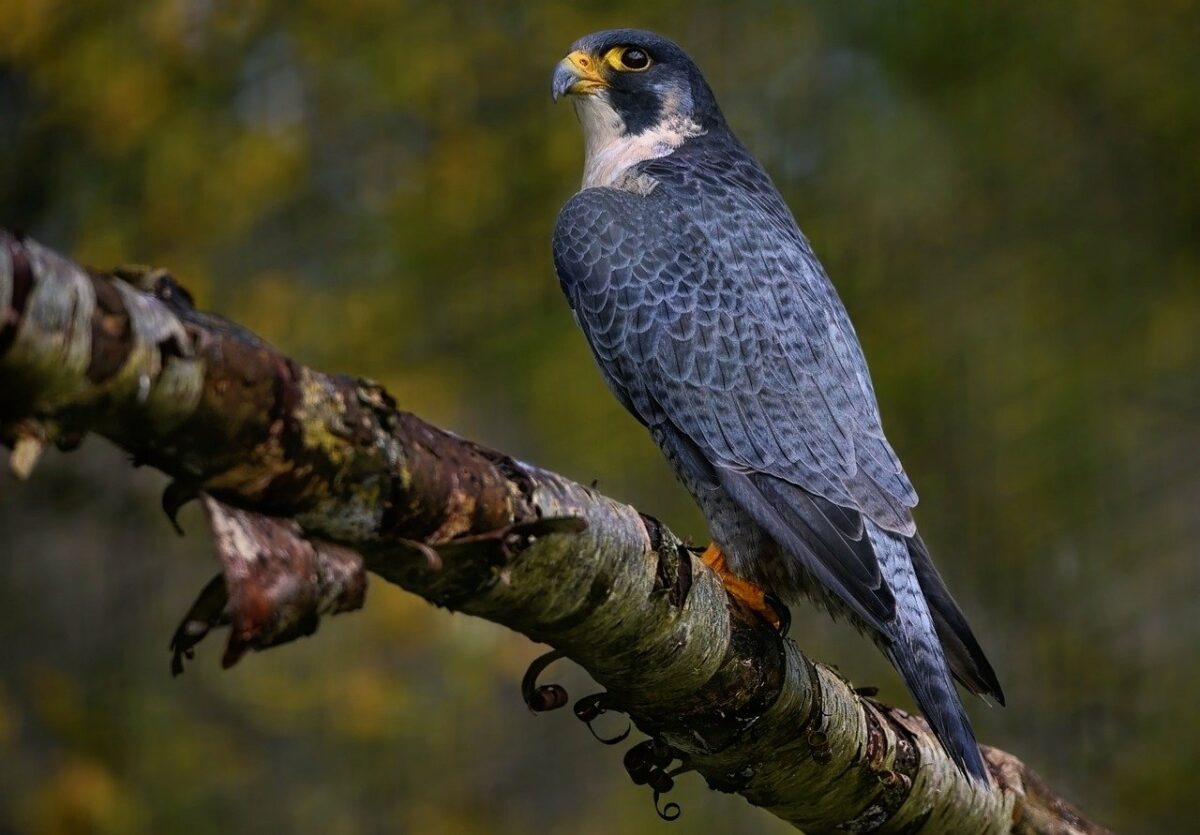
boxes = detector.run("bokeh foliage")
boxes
[1,1,1197,832]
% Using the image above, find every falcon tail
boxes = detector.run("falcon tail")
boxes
[907,534,1006,706]
[867,521,990,783]
[714,467,992,779]
[884,641,989,782]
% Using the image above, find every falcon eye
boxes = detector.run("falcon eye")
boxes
[602,46,652,72]
[617,47,651,71]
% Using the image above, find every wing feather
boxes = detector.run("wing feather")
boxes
[553,152,918,629]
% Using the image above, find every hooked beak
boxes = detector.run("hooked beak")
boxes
[551,51,607,101]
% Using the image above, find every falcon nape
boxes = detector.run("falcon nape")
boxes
[551,29,1004,783]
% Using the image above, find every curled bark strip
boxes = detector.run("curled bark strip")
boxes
[574,692,631,745]
[313,539,369,616]
[170,574,229,676]
[162,479,200,535]
[201,496,367,669]
[521,648,569,712]
[169,532,366,676]
[0,232,1111,834]
[623,738,689,820]
[654,791,682,822]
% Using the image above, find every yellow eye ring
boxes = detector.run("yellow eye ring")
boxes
[605,46,652,72]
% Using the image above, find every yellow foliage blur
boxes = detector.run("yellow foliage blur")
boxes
[1,1,1198,833]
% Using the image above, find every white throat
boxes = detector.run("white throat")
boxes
[573,93,703,191]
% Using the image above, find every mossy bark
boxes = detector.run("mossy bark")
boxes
[0,232,1108,834]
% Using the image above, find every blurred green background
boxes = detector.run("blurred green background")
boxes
[1,1,1197,832]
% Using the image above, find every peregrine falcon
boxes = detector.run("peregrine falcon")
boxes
[551,29,1004,781]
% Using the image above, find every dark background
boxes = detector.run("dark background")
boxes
[1,2,1197,832]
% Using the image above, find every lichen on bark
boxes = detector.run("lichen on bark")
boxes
[0,232,1110,834]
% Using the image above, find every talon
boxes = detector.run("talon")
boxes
[764,592,791,637]
[699,543,785,631]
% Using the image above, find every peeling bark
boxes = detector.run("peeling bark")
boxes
[0,232,1109,834]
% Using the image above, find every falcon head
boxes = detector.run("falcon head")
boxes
[552,30,725,187]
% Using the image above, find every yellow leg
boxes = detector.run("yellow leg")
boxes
[700,543,782,629]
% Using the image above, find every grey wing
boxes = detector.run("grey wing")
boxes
[554,186,916,633]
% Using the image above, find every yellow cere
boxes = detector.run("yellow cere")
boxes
[564,49,608,91]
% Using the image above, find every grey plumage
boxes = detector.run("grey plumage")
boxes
[552,29,1002,781]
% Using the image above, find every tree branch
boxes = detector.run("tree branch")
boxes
[0,232,1107,834]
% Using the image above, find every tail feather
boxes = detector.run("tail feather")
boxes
[710,454,997,781]
[907,535,1006,706]
[884,641,988,782]
[867,521,989,782]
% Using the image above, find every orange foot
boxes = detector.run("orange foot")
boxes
[699,543,785,632]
